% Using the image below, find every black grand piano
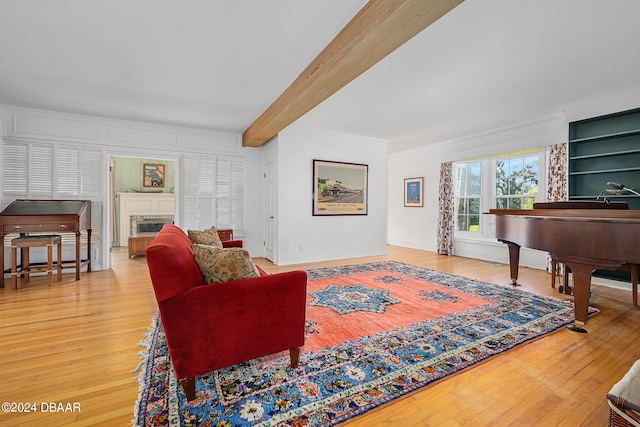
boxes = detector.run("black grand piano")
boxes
[489,201,640,332]
[0,199,92,287]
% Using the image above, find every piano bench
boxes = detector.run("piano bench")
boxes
[10,235,62,290]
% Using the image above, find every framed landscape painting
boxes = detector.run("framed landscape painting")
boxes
[313,160,368,216]
[404,177,424,207]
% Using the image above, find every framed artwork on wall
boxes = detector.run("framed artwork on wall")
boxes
[404,177,424,207]
[313,159,368,215]
[143,163,165,188]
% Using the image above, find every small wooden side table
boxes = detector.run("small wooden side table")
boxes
[217,229,233,241]
[128,233,157,259]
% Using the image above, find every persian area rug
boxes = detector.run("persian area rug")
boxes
[135,261,590,426]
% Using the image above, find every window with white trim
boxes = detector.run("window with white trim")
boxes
[454,161,481,232]
[453,148,546,237]
[495,149,539,210]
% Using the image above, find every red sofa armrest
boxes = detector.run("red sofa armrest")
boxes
[256,265,268,276]
[222,239,243,248]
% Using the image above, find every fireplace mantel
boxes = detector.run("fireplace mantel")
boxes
[118,192,175,246]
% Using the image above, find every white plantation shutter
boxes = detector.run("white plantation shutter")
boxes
[180,198,199,231]
[216,158,231,228]
[197,157,216,228]
[57,147,80,196]
[180,154,244,236]
[3,141,56,200]
[1,141,103,248]
[180,155,200,231]
[181,155,215,230]
[80,150,102,196]
[215,157,244,232]
[182,156,200,196]
[229,158,244,233]
[199,157,216,194]
[3,142,29,198]
[30,144,54,196]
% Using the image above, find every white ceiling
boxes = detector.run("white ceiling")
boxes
[1,0,640,153]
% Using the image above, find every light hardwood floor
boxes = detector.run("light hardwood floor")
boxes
[1,245,639,426]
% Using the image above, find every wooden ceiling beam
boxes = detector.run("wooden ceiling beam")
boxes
[241,0,464,147]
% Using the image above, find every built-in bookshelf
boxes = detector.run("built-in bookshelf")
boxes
[568,107,640,282]
[569,107,640,210]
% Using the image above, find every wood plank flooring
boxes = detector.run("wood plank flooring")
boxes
[1,245,639,426]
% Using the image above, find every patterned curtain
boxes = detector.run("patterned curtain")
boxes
[437,161,455,255]
[547,142,568,202]
[546,142,568,277]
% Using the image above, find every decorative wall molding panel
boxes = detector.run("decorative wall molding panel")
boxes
[2,105,241,156]
[107,125,179,149]
[12,110,100,142]
[185,131,238,154]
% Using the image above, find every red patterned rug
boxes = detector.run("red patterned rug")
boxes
[135,261,589,426]
[304,268,491,352]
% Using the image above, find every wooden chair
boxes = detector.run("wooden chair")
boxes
[11,235,62,290]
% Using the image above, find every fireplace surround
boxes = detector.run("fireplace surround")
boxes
[130,215,174,237]
[118,193,175,246]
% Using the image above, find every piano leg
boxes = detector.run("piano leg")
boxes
[501,240,522,286]
[87,229,92,272]
[0,233,4,288]
[630,264,638,307]
[75,232,81,280]
[562,262,595,333]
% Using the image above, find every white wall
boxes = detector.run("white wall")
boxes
[387,114,566,269]
[387,140,444,253]
[242,135,278,257]
[275,126,388,265]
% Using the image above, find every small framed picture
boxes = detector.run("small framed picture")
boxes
[143,163,165,188]
[404,177,423,207]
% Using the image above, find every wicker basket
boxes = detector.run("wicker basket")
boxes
[608,360,640,427]
[607,394,640,426]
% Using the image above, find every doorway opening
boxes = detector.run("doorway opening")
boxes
[107,156,176,266]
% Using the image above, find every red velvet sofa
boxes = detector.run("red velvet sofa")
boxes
[145,224,307,401]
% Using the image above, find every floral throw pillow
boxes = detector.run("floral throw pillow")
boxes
[192,244,259,284]
[187,227,223,249]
